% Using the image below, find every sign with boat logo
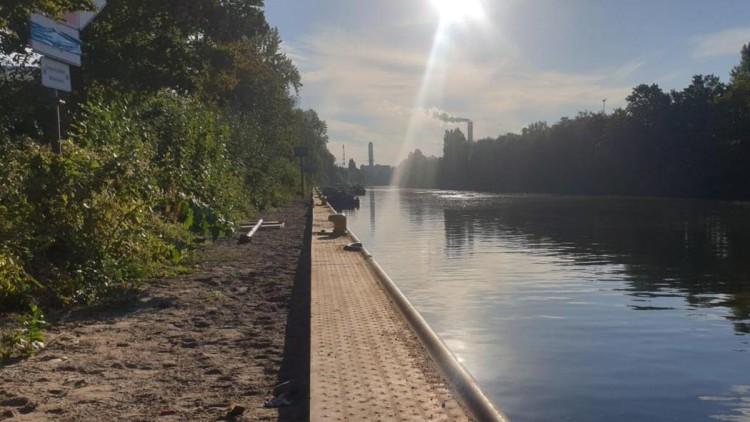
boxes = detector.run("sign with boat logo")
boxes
[29,13,81,66]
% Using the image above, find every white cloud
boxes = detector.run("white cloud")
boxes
[614,61,645,79]
[290,22,635,166]
[692,27,750,59]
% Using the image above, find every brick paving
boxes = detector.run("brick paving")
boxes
[310,197,470,421]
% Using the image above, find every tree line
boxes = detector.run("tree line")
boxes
[0,0,339,320]
[398,43,750,200]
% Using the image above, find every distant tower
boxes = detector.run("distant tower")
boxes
[368,142,374,167]
[467,121,474,143]
[342,144,346,167]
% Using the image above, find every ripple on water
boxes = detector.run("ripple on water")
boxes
[346,187,750,422]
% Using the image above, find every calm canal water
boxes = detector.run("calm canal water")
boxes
[343,187,750,422]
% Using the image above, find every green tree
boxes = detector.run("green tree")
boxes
[730,42,750,84]
[290,109,338,185]
[396,149,438,188]
[441,128,469,189]
[626,83,672,127]
[400,42,750,199]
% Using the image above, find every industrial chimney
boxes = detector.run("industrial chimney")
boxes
[368,142,374,167]
[467,121,474,143]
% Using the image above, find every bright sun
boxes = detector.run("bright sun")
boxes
[430,0,484,23]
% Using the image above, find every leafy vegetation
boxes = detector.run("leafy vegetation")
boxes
[398,43,750,200]
[0,0,339,347]
[0,303,49,361]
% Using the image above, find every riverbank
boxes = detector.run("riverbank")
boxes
[310,196,484,421]
[0,199,311,421]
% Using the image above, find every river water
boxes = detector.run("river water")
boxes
[343,187,750,422]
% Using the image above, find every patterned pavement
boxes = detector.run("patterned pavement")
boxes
[310,197,470,421]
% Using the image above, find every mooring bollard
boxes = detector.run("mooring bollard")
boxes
[328,213,347,235]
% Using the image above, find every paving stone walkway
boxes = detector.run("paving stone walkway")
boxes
[310,197,470,421]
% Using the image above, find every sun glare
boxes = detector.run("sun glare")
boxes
[430,0,484,23]
[394,0,487,185]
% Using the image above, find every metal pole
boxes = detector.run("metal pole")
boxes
[53,89,62,155]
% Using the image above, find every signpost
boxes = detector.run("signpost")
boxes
[40,57,71,92]
[29,13,81,67]
[29,2,105,154]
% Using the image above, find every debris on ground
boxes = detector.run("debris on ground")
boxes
[263,379,298,408]
[343,242,363,251]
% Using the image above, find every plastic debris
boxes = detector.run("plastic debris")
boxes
[263,392,292,408]
[272,379,299,397]
[343,242,363,252]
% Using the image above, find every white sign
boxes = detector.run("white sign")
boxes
[40,57,71,92]
[29,13,81,67]
[61,0,107,30]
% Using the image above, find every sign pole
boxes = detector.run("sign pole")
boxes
[53,89,62,154]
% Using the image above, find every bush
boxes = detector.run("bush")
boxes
[0,89,254,309]
[0,85,313,313]
[0,303,49,361]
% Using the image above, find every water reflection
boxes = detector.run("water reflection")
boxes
[440,196,750,329]
[400,188,428,229]
[369,188,376,235]
[443,209,476,258]
[700,385,750,421]
[346,188,750,422]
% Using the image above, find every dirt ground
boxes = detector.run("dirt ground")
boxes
[0,199,312,421]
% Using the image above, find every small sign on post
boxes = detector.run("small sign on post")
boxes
[40,57,71,92]
[29,13,81,66]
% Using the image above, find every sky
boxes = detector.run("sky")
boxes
[265,0,750,167]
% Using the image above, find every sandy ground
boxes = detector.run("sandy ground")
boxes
[0,199,312,421]
[1,197,480,421]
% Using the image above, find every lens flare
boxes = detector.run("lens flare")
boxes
[391,0,487,186]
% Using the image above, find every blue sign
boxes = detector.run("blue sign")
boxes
[29,13,81,66]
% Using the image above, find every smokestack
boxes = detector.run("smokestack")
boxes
[431,108,471,124]
[368,142,374,167]
[430,108,473,141]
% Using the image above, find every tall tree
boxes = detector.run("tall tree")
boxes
[290,109,338,185]
[626,84,672,127]
[441,128,469,189]
[730,42,750,84]
[398,42,750,199]
[80,0,290,98]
